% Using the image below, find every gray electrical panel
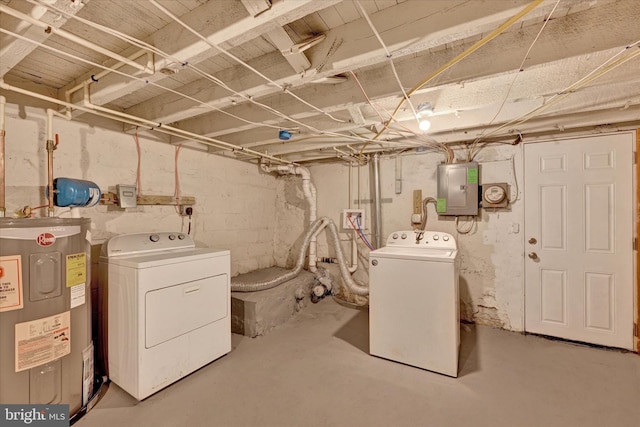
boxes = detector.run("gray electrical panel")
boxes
[436,162,479,216]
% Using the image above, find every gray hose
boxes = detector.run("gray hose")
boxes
[231,217,369,296]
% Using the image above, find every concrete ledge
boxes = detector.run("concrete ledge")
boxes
[231,267,315,337]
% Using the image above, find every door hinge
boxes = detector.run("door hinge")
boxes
[635,323,638,338]
[634,238,638,251]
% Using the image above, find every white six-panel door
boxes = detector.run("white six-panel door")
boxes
[524,133,634,349]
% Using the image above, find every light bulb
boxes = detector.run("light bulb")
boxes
[419,119,431,131]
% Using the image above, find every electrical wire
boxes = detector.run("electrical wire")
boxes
[147,0,347,124]
[348,215,374,251]
[358,0,546,154]
[353,0,420,127]
[469,0,560,160]
[470,39,640,155]
[18,1,436,155]
[355,215,374,250]
[26,0,345,137]
[349,70,453,162]
[60,1,454,152]
[419,197,438,231]
[455,216,476,235]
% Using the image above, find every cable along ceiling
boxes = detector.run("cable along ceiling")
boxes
[0,0,638,164]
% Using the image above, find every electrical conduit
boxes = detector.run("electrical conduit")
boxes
[231,217,368,296]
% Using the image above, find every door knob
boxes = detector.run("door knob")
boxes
[528,237,537,244]
[528,252,538,260]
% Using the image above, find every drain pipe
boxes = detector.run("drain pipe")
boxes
[261,163,320,272]
[0,95,5,217]
[232,217,368,295]
[371,153,382,248]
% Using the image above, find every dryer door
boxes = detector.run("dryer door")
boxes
[145,273,227,348]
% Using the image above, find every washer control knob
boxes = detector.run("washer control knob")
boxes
[443,235,449,241]
[401,233,407,239]
[178,234,186,240]
[433,235,439,240]
[149,234,160,242]
[168,234,176,240]
[392,233,398,240]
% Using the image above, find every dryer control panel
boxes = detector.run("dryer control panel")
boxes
[102,231,194,257]
[385,230,457,249]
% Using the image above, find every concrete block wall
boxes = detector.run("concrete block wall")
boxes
[2,103,277,276]
[274,145,526,331]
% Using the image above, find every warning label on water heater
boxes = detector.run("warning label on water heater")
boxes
[15,311,71,372]
[66,252,86,288]
[0,255,24,313]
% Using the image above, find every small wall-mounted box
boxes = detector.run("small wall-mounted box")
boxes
[343,209,365,229]
[480,183,509,208]
[436,162,479,216]
[116,184,137,208]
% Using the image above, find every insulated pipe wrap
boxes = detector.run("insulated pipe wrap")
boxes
[231,217,326,292]
[231,217,369,296]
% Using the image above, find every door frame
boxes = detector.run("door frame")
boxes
[522,130,638,352]
[636,129,640,353]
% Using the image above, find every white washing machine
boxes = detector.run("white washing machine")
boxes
[99,232,231,400]
[369,230,460,377]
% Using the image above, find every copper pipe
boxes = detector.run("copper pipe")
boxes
[0,95,5,217]
[0,129,5,217]
[46,134,58,217]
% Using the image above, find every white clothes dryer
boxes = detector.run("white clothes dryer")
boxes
[99,232,230,400]
[369,230,460,377]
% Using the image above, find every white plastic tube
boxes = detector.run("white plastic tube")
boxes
[0,4,153,74]
[261,164,319,272]
[232,217,369,296]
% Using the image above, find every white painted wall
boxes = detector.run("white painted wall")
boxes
[2,103,278,276]
[3,102,528,330]
[279,145,527,331]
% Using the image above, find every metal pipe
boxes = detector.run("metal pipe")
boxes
[0,95,5,217]
[65,50,153,102]
[46,134,56,217]
[371,153,382,248]
[0,80,292,165]
[0,4,153,74]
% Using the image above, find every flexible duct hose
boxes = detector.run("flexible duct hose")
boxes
[231,217,369,296]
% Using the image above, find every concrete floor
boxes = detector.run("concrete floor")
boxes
[78,298,640,427]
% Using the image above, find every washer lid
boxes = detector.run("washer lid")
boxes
[370,246,458,262]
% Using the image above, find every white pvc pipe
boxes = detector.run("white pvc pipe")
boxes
[261,163,319,271]
[65,50,153,101]
[0,4,153,74]
[232,217,368,296]
[0,80,292,165]
[348,231,358,273]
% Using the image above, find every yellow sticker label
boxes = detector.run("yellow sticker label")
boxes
[66,252,86,288]
[0,255,24,312]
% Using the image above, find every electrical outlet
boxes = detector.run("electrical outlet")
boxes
[342,209,365,229]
